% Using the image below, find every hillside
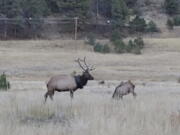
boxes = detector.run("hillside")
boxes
[1,0,180,39]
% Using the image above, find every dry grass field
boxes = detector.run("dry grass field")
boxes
[0,38,180,134]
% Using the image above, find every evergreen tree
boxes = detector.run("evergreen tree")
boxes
[0,0,21,18]
[130,15,146,32]
[0,72,10,90]
[111,0,129,28]
[164,0,179,15]
[0,0,49,38]
[0,0,49,18]
[124,0,137,8]
[55,0,90,20]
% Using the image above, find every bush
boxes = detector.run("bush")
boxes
[173,16,180,26]
[0,73,10,91]
[167,19,174,30]
[113,39,126,53]
[146,21,159,32]
[129,16,147,32]
[103,44,111,53]
[110,30,122,42]
[86,33,96,46]
[93,43,110,54]
[126,37,144,54]
[126,40,134,52]
[134,37,144,49]
[111,36,144,54]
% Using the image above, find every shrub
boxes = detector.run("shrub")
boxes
[111,36,144,54]
[146,21,159,32]
[86,33,96,46]
[93,42,110,54]
[103,44,110,53]
[0,73,10,91]
[134,37,144,49]
[167,19,174,30]
[126,40,134,52]
[113,39,126,53]
[94,42,103,52]
[126,37,144,54]
[173,16,180,26]
[110,30,122,42]
[129,16,147,32]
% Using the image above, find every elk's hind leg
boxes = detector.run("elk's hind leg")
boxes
[49,91,54,101]
[119,94,123,99]
[112,89,118,99]
[44,91,49,103]
[70,89,74,99]
[44,90,54,103]
[132,92,137,98]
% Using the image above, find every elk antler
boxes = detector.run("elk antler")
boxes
[89,65,95,71]
[75,58,86,71]
[76,57,95,71]
[81,57,89,70]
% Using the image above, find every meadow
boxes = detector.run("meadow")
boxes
[0,38,180,134]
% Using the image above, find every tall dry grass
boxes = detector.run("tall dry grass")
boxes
[0,88,180,135]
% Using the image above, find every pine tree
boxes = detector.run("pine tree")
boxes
[0,73,10,90]
[56,0,90,20]
[0,0,49,38]
[111,0,129,28]
[164,0,179,15]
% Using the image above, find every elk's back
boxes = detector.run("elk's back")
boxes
[116,83,134,94]
[47,75,77,91]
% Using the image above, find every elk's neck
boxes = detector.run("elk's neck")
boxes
[75,75,88,89]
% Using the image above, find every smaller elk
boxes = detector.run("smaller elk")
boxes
[112,80,136,99]
[44,57,95,103]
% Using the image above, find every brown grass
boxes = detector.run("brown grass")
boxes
[0,82,180,135]
[1,38,180,134]
[0,38,180,82]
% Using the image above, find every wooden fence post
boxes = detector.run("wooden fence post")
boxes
[74,17,78,40]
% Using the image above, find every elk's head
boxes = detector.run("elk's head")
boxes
[76,57,95,80]
[128,80,135,89]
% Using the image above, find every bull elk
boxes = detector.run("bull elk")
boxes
[44,57,95,103]
[112,80,136,99]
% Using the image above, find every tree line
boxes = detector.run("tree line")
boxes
[0,0,179,39]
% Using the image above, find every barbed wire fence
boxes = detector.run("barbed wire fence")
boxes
[0,17,114,40]
[0,17,74,39]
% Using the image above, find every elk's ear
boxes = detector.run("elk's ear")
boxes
[120,81,124,85]
[85,69,89,73]
[128,80,131,83]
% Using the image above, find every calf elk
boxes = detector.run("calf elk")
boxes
[112,80,136,99]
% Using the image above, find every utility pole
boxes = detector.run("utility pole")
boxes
[2,0,7,39]
[4,18,7,40]
[74,17,78,40]
[96,0,99,21]
[96,0,99,33]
